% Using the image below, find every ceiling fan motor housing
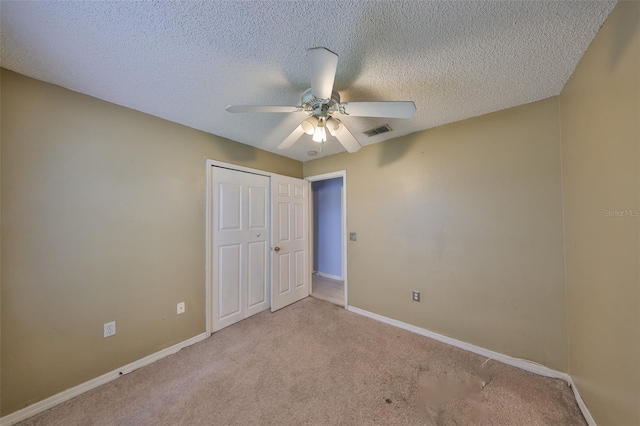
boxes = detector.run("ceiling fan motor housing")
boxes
[301,88,340,115]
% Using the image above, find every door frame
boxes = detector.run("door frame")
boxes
[205,159,274,335]
[305,170,348,309]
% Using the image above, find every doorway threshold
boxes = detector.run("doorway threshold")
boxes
[311,274,344,306]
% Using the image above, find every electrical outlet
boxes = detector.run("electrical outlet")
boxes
[177,302,185,315]
[412,291,420,302]
[104,321,116,338]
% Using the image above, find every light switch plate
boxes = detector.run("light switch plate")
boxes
[177,302,186,314]
[350,232,357,241]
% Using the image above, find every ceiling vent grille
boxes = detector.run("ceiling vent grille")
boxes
[363,124,392,137]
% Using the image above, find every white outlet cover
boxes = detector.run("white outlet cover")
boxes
[177,302,185,315]
[104,321,116,338]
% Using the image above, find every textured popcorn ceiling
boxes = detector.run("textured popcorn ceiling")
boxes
[1,1,615,162]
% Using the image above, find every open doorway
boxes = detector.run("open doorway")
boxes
[306,171,347,308]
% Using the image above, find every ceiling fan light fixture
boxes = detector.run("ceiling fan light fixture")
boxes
[312,126,326,143]
[301,116,317,135]
[312,116,327,143]
[326,117,344,135]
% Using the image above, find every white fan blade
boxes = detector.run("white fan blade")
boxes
[338,101,416,118]
[226,105,303,113]
[307,47,338,100]
[327,117,361,153]
[277,125,305,150]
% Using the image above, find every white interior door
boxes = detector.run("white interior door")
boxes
[272,174,309,311]
[213,167,270,331]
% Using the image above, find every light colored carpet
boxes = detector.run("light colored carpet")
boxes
[311,275,344,306]
[19,298,585,425]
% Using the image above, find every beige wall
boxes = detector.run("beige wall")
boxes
[0,69,302,416]
[560,2,640,425]
[304,97,569,372]
[0,66,3,411]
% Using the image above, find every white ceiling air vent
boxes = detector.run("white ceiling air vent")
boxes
[363,124,392,137]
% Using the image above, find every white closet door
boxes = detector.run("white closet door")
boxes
[271,175,309,311]
[213,167,269,331]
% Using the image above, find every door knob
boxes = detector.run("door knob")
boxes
[274,247,281,252]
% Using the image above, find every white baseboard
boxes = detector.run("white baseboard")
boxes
[0,332,209,426]
[568,377,596,426]
[314,271,343,281]
[347,305,569,381]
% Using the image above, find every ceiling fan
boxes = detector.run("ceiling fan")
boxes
[226,47,417,154]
